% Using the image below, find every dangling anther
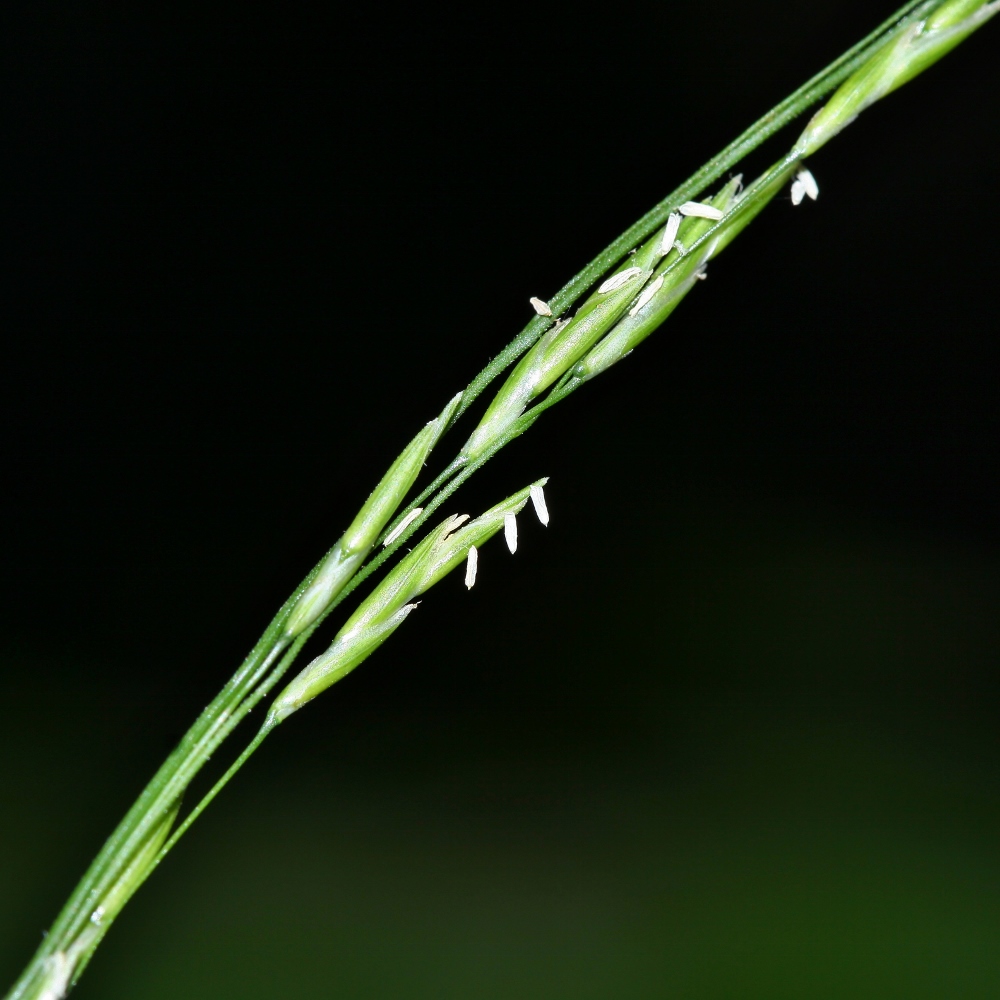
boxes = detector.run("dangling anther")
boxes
[383,508,423,547]
[504,513,518,553]
[660,213,682,256]
[796,167,819,201]
[679,201,724,221]
[598,267,643,294]
[629,275,664,317]
[530,484,550,526]
[464,545,479,589]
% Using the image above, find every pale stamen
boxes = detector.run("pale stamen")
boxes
[464,545,479,589]
[679,201,724,221]
[659,213,682,256]
[383,508,423,547]
[504,513,518,553]
[629,275,664,317]
[598,267,643,294]
[797,167,819,201]
[530,484,549,526]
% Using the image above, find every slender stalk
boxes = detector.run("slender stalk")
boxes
[6,3,995,997]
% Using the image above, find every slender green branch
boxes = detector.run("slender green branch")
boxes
[153,730,270,872]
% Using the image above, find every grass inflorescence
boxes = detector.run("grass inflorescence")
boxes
[6,3,997,997]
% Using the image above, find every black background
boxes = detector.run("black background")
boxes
[2,2,1000,997]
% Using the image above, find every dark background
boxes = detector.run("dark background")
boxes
[2,2,1000,997]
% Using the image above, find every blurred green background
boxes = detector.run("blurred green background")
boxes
[4,490,1000,998]
[2,0,999,996]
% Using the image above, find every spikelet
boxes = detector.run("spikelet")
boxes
[284,392,462,637]
[268,479,549,723]
[797,0,1000,156]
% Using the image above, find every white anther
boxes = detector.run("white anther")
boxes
[790,179,805,206]
[441,513,471,538]
[796,167,819,201]
[695,271,707,281]
[659,213,682,255]
[464,545,478,589]
[90,906,105,926]
[530,484,549,526]
[504,513,518,553]
[598,266,643,294]
[679,201,724,221]
[629,275,664,317]
[40,952,73,1000]
[529,296,553,316]
[383,508,423,546]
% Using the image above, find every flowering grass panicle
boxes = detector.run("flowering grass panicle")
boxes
[5,4,996,998]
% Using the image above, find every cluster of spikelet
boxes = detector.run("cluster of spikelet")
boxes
[270,0,1000,734]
